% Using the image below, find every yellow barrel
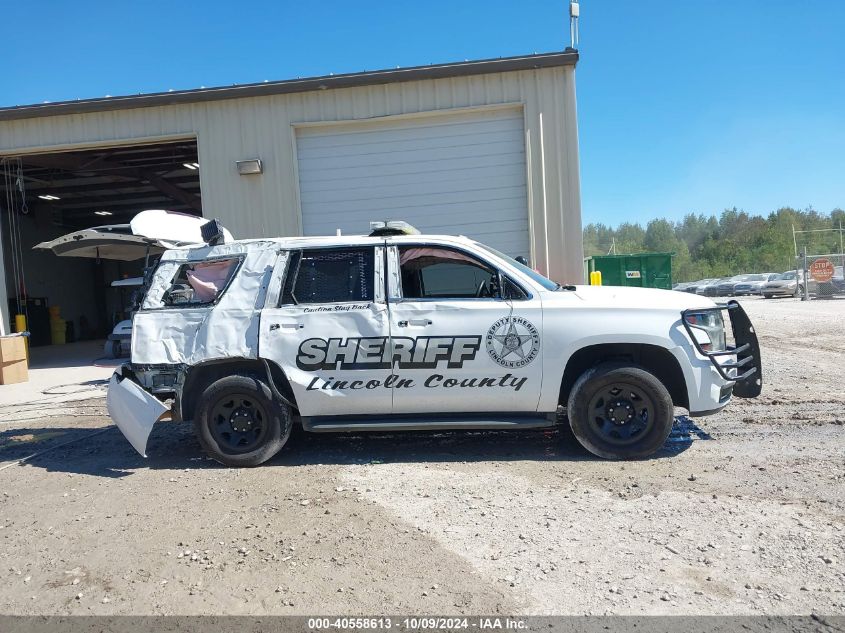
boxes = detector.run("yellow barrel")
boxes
[589,270,603,286]
[50,318,67,345]
[14,314,29,360]
[48,305,61,319]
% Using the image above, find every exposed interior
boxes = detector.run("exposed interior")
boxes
[1,138,202,347]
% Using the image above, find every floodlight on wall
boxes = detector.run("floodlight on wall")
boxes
[38,194,61,201]
[94,210,113,216]
[183,162,199,170]
[236,158,263,175]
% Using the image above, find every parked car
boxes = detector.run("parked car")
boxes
[816,265,845,297]
[712,275,753,297]
[106,221,762,467]
[683,279,715,294]
[698,277,732,297]
[673,282,692,291]
[733,273,779,296]
[762,271,804,298]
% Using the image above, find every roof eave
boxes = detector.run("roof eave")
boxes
[0,50,578,122]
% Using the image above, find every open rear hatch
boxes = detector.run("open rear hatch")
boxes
[33,209,229,261]
[34,226,173,261]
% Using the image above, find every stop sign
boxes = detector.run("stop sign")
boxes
[809,258,835,282]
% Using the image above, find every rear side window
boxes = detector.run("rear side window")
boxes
[162,258,239,306]
[281,248,374,305]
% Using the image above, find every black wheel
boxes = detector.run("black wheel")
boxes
[111,340,123,358]
[566,364,674,459]
[194,374,291,467]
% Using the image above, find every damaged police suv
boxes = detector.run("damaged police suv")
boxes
[107,222,762,467]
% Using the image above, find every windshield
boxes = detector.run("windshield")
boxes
[781,271,796,280]
[746,274,767,281]
[472,242,560,291]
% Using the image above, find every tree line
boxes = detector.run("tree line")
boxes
[582,207,845,282]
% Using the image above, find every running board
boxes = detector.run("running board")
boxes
[301,413,557,433]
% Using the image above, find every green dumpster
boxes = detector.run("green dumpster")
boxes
[584,253,673,290]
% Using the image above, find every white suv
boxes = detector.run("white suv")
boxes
[108,224,762,466]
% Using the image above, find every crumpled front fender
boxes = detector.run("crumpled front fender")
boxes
[106,365,169,457]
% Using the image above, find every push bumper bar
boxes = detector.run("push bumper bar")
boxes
[681,300,763,398]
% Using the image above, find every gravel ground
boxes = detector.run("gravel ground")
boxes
[0,296,842,615]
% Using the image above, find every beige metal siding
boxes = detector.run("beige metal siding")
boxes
[295,106,531,256]
[0,67,583,283]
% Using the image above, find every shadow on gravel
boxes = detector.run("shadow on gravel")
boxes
[0,416,710,478]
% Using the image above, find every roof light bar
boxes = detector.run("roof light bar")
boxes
[368,220,420,236]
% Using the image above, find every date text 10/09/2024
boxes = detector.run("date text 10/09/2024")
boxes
[307,617,528,630]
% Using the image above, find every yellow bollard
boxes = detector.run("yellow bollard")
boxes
[14,314,29,362]
[589,271,603,286]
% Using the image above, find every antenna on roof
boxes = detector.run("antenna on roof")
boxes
[569,1,580,49]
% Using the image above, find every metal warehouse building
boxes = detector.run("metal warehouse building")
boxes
[0,51,582,339]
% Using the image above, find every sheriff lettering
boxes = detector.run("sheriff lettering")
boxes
[296,336,482,371]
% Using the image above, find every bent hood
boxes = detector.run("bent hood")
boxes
[551,284,719,311]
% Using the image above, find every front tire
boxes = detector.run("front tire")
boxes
[566,364,674,459]
[194,374,291,467]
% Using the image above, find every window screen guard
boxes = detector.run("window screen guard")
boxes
[281,247,377,305]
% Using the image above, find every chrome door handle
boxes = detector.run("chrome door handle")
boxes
[397,319,432,327]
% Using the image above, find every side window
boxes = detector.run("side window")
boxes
[162,258,239,306]
[281,248,375,305]
[399,246,498,299]
[502,277,528,300]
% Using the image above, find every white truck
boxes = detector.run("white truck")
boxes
[107,222,762,467]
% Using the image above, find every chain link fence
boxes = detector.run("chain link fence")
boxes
[795,252,845,300]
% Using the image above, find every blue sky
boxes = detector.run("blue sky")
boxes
[2,0,843,227]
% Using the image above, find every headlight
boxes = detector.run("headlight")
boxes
[684,310,727,352]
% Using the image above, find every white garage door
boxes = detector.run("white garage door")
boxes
[295,108,529,258]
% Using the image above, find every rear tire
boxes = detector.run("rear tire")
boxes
[194,374,291,467]
[566,364,674,459]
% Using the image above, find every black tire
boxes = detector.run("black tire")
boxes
[194,374,292,467]
[566,364,674,459]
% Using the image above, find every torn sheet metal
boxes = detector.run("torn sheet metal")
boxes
[106,367,169,457]
[133,242,279,365]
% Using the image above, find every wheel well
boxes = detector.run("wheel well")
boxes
[559,343,689,409]
[179,358,297,422]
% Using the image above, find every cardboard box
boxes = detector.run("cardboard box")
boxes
[0,336,28,385]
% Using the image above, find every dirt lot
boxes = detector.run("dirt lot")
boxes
[0,296,842,616]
